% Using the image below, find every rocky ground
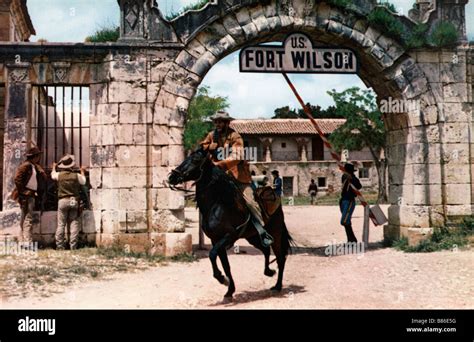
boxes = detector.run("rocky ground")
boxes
[1,205,473,309]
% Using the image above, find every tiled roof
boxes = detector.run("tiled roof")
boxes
[230,119,346,135]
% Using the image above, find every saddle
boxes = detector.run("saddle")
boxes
[254,186,281,224]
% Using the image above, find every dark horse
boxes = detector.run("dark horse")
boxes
[168,148,293,301]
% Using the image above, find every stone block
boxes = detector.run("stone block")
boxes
[108,233,151,254]
[416,51,440,63]
[90,189,121,210]
[119,103,150,124]
[446,184,471,205]
[404,227,433,246]
[133,124,147,145]
[116,145,147,167]
[153,189,185,211]
[101,210,126,234]
[40,212,57,234]
[107,58,147,82]
[119,189,147,211]
[153,124,169,145]
[398,205,430,228]
[443,83,468,103]
[0,209,21,236]
[89,167,102,189]
[168,145,185,167]
[82,210,101,234]
[124,210,148,233]
[108,82,147,103]
[150,232,192,257]
[153,166,172,188]
[103,167,148,189]
[95,103,119,124]
[151,209,186,233]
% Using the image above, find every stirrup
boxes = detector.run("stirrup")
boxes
[260,231,274,248]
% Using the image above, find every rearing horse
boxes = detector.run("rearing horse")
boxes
[168,148,293,301]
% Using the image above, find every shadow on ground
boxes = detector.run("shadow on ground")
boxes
[208,284,306,307]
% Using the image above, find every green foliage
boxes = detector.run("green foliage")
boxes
[391,218,474,253]
[378,1,398,13]
[184,86,229,151]
[406,23,429,49]
[85,25,120,43]
[367,7,406,41]
[166,0,211,21]
[327,87,385,154]
[429,21,459,47]
[272,104,342,119]
[326,0,352,10]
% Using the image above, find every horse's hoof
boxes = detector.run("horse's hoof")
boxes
[271,285,282,293]
[222,276,230,286]
[222,296,233,304]
[264,268,276,277]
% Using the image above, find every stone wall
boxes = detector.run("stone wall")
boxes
[251,161,378,196]
[0,82,4,211]
[0,0,472,250]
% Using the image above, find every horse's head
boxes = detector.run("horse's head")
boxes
[168,147,209,185]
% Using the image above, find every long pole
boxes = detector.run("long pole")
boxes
[281,73,375,215]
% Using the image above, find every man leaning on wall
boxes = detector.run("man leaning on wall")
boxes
[13,147,47,248]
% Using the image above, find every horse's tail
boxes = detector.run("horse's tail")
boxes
[277,205,297,257]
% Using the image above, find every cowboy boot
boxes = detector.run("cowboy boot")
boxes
[251,217,274,247]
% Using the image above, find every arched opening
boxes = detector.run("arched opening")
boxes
[159,1,446,244]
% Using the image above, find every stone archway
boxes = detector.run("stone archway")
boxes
[149,0,472,245]
[0,0,471,254]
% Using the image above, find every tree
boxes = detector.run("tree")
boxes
[184,86,229,151]
[272,103,343,119]
[327,87,388,203]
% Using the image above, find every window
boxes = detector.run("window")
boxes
[318,177,327,188]
[31,85,90,211]
[359,168,370,179]
[282,177,293,196]
[281,142,286,148]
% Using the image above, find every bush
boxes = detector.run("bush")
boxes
[405,23,429,49]
[390,218,474,253]
[429,21,459,47]
[86,26,120,43]
[326,0,352,10]
[367,7,406,42]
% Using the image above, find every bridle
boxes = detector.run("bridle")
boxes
[167,153,208,193]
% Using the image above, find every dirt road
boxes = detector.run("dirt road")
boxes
[2,206,473,309]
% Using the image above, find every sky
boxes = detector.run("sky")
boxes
[27,0,474,119]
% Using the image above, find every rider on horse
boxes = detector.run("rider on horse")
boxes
[201,111,274,247]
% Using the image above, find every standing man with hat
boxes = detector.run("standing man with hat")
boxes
[271,170,282,197]
[13,147,47,245]
[51,154,86,250]
[201,110,274,247]
[340,163,362,243]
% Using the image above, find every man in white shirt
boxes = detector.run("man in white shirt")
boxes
[13,147,47,245]
[51,154,86,250]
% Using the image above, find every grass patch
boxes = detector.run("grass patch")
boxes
[387,217,474,253]
[429,21,459,47]
[367,6,407,42]
[85,25,120,43]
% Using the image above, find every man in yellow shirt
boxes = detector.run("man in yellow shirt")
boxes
[201,111,273,247]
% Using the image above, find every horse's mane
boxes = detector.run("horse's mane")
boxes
[196,160,247,211]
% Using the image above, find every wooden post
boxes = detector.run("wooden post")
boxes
[363,205,370,249]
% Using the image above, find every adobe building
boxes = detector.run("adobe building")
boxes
[0,0,473,252]
[230,119,379,196]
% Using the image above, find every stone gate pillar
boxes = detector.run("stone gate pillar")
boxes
[2,62,30,211]
[89,49,191,256]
